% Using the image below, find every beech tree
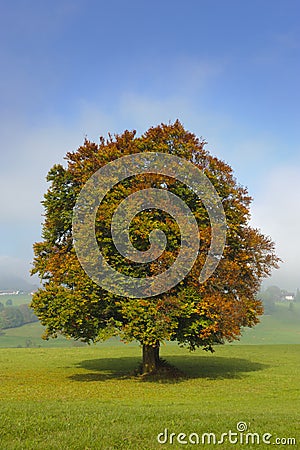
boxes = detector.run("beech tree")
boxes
[31,121,279,374]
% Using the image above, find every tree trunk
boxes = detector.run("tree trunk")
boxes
[142,342,160,374]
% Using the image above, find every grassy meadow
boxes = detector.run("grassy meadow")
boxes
[0,344,299,449]
[0,301,299,449]
[0,294,33,307]
[236,302,300,345]
[1,301,300,348]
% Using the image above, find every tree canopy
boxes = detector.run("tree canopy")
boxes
[31,121,280,373]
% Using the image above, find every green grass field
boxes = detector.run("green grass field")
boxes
[236,303,300,345]
[0,344,299,449]
[1,302,299,348]
[0,302,299,448]
[0,294,32,307]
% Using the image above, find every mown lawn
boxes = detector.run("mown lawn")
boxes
[0,344,299,449]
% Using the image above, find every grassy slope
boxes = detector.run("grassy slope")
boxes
[0,294,32,307]
[0,322,73,348]
[0,344,299,449]
[236,303,300,345]
[1,302,299,348]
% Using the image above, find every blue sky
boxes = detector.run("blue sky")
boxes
[0,0,299,289]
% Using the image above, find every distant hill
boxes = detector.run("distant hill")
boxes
[0,274,38,292]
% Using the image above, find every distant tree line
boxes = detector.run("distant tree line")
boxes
[0,303,38,329]
[259,286,300,315]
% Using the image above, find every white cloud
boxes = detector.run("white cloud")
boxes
[250,164,300,290]
[119,93,191,133]
[0,255,36,284]
[0,124,74,222]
